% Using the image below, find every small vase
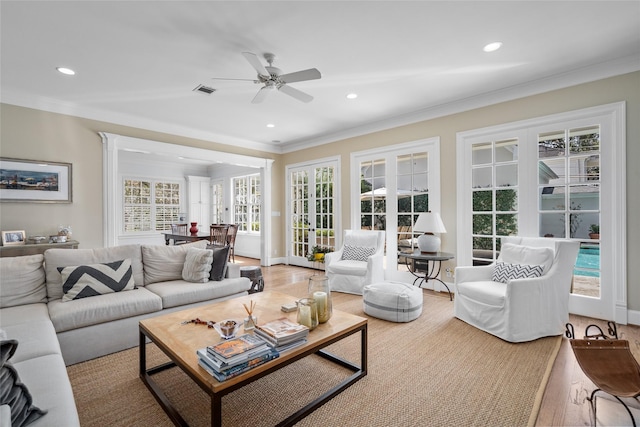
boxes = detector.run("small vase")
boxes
[296,298,318,330]
[308,275,332,323]
[244,316,257,331]
[189,222,198,235]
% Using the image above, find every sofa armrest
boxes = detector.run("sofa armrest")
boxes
[324,250,343,266]
[455,264,494,284]
[226,263,240,279]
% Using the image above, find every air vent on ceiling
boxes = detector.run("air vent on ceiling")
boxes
[193,84,216,95]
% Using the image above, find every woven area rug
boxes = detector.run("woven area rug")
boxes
[67,284,561,427]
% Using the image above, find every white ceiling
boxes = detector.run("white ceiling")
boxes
[2,1,639,154]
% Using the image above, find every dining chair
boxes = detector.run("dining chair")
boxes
[209,224,230,246]
[226,224,238,262]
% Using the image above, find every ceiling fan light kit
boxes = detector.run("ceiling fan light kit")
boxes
[212,52,321,104]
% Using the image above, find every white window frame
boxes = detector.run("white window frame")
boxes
[211,179,224,224]
[351,137,441,283]
[457,102,627,323]
[233,173,261,233]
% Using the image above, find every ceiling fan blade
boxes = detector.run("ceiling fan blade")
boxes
[251,86,271,104]
[279,68,321,84]
[211,77,258,82]
[278,84,313,103]
[242,52,269,77]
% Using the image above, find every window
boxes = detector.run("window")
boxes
[211,180,224,224]
[233,174,261,232]
[457,102,625,321]
[471,138,519,265]
[123,178,181,233]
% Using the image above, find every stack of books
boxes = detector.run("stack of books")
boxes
[197,333,279,381]
[254,317,309,352]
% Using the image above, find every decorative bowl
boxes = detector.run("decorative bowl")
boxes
[213,319,239,340]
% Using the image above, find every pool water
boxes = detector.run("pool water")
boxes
[574,246,600,278]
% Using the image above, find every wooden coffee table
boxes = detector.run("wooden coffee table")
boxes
[139,291,368,426]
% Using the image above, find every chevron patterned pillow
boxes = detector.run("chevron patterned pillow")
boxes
[341,245,376,261]
[58,259,135,302]
[492,262,544,284]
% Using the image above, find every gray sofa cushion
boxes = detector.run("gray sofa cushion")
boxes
[144,277,251,309]
[13,355,79,427]
[47,287,162,333]
[0,304,51,328]
[45,245,144,300]
[0,255,47,308]
[142,240,208,285]
[0,319,60,364]
[1,339,47,427]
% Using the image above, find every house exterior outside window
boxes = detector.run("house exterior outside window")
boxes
[233,174,261,232]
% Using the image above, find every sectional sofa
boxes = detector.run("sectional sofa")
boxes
[0,240,252,427]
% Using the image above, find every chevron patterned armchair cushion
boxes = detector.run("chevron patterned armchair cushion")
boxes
[491,262,544,283]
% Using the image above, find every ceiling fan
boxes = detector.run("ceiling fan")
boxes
[212,52,321,104]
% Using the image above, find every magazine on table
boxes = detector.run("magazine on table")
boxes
[206,333,268,365]
[198,348,279,381]
[254,318,309,345]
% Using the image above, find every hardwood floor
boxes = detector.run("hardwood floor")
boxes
[235,257,640,426]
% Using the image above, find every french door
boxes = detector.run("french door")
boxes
[286,158,339,267]
[351,138,442,286]
[457,103,626,322]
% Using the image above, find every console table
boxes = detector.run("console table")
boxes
[0,240,79,257]
[401,250,455,300]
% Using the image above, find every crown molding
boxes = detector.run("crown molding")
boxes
[280,53,640,153]
[2,54,638,155]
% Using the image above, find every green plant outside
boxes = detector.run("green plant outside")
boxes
[472,188,518,250]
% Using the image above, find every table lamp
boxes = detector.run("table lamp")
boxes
[413,212,446,254]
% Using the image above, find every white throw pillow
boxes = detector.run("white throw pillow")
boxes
[182,247,214,283]
[141,240,208,285]
[497,243,554,274]
[344,232,379,249]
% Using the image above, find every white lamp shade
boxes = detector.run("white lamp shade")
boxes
[413,212,447,234]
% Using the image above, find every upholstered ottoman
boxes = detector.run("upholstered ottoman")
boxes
[363,281,423,322]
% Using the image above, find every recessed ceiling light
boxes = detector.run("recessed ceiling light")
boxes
[346,93,358,99]
[266,123,275,128]
[483,42,502,53]
[56,67,76,75]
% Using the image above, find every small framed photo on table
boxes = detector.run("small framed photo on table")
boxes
[1,230,26,246]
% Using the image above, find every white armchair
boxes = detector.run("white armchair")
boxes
[454,236,580,342]
[325,229,386,295]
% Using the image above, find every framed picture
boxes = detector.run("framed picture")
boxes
[1,230,26,246]
[0,158,72,203]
